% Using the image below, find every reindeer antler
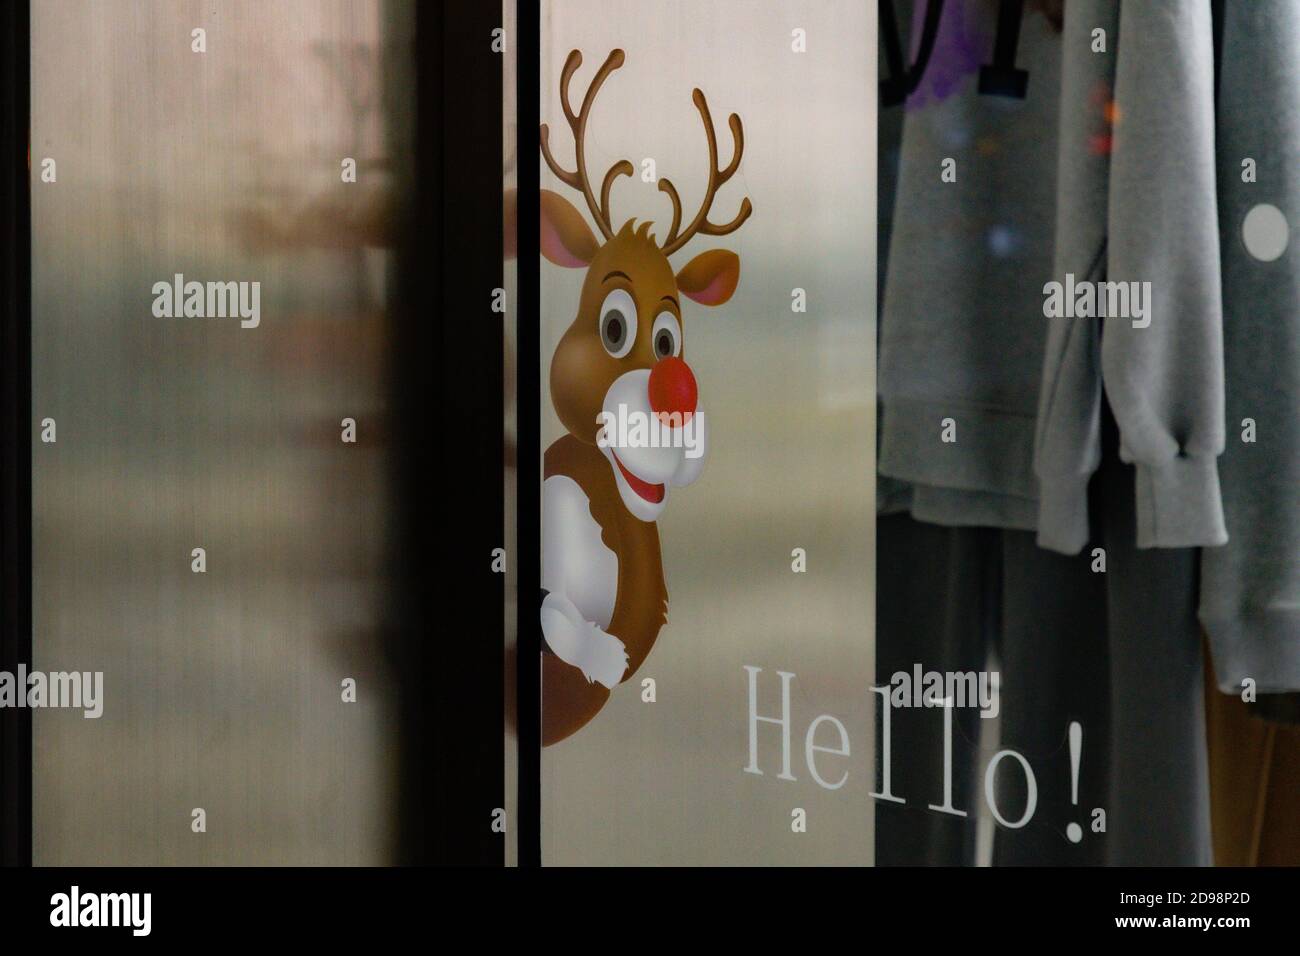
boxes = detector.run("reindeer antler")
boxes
[659,88,752,256]
[540,49,632,241]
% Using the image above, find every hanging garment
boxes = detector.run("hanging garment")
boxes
[1199,0,1300,694]
[879,0,1063,533]
[1036,1,1298,693]
[1037,0,1227,553]
[881,0,1231,551]
[876,406,1211,866]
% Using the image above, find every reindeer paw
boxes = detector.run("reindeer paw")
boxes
[575,625,629,688]
[540,593,628,689]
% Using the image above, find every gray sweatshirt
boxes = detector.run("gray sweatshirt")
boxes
[881,0,1298,691]
[1039,0,1299,692]
[882,0,1228,544]
[1037,0,1226,553]
[1200,0,1300,693]
[883,0,1228,547]
[879,0,1063,531]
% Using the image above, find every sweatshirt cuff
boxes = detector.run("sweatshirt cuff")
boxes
[1036,472,1092,555]
[1133,455,1228,549]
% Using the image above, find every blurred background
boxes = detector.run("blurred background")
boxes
[30,0,417,864]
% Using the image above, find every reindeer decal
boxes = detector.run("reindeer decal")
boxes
[539,49,751,745]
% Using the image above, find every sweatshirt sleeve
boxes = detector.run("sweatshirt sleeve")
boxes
[1034,0,1118,555]
[1102,0,1228,549]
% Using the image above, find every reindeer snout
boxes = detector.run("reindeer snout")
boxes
[648,357,697,426]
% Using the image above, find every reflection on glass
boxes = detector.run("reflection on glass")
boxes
[31,0,413,864]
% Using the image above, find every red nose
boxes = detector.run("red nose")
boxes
[648,357,697,427]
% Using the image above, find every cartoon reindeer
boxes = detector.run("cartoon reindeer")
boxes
[539,49,751,745]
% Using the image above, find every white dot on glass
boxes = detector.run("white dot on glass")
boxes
[1242,203,1289,262]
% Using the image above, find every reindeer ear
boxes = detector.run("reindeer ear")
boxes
[540,189,598,267]
[675,249,740,306]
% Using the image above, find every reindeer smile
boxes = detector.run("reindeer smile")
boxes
[597,365,708,520]
[612,452,664,504]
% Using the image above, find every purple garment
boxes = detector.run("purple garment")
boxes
[906,0,990,111]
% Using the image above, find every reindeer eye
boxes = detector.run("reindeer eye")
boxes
[651,312,682,359]
[598,288,636,359]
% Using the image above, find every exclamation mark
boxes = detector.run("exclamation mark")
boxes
[1066,720,1083,843]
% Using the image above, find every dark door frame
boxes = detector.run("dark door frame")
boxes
[0,0,33,869]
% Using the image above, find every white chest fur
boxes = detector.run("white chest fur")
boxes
[542,475,619,629]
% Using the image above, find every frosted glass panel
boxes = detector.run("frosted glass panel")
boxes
[31,0,412,864]
[539,0,876,865]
